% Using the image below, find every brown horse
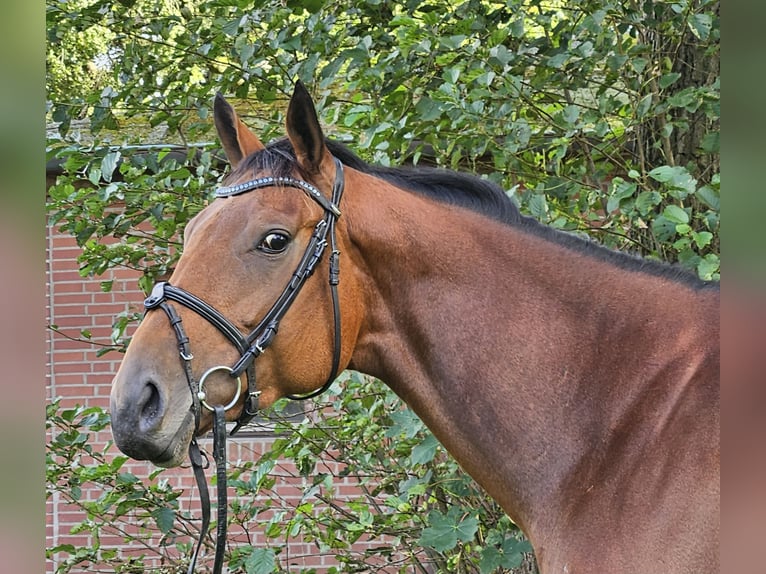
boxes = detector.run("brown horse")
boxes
[110,82,719,573]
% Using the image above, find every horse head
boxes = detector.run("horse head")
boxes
[110,83,365,466]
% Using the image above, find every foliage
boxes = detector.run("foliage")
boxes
[47,0,720,289]
[46,0,719,572]
[47,143,224,297]
[46,380,534,573]
[46,401,197,572]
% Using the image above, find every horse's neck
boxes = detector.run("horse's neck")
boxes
[344,176,717,537]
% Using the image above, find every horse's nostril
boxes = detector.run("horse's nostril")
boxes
[139,381,162,426]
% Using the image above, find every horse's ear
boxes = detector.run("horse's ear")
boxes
[213,92,264,168]
[286,80,334,177]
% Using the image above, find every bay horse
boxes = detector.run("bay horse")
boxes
[110,82,719,573]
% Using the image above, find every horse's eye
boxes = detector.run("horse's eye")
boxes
[257,232,290,254]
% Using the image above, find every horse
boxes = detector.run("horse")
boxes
[110,81,720,573]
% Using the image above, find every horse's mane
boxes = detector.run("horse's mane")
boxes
[233,138,524,224]
[232,138,717,290]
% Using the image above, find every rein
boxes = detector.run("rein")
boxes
[142,158,345,573]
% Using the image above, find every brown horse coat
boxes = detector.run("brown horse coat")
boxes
[110,83,720,573]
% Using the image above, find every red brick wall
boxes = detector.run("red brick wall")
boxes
[45,225,386,572]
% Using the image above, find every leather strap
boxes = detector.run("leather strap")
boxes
[212,406,227,574]
[186,407,227,574]
[187,439,210,574]
[285,159,345,400]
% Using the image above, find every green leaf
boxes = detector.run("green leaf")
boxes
[500,535,531,567]
[700,131,719,153]
[454,513,479,542]
[509,18,524,38]
[697,254,719,280]
[648,166,696,196]
[607,178,637,213]
[652,215,677,242]
[528,194,548,220]
[662,204,690,225]
[444,66,460,85]
[692,231,713,249]
[648,166,675,183]
[151,507,175,534]
[88,163,102,186]
[386,409,423,439]
[440,34,466,50]
[631,57,648,74]
[244,547,276,574]
[659,72,681,89]
[479,546,503,573]
[415,96,443,122]
[421,516,458,551]
[636,94,653,118]
[421,509,478,552]
[100,151,121,183]
[606,54,628,72]
[695,185,720,210]
[221,17,242,36]
[547,52,569,69]
[116,472,139,485]
[635,191,662,216]
[689,13,713,40]
[410,434,439,465]
[562,105,580,126]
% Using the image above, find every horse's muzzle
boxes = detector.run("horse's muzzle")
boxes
[110,373,194,467]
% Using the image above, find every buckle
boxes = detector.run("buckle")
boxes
[144,281,168,309]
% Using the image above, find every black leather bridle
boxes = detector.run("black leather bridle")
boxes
[142,157,345,574]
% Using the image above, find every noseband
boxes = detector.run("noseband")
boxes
[142,157,345,574]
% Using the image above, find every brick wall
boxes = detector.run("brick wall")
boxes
[45,224,392,572]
